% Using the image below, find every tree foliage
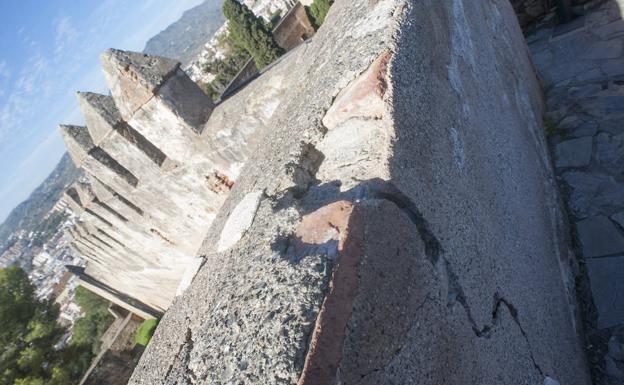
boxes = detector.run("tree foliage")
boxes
[0,267,113,385]
[222,0,283,68]
[200,39,251,99]
[72,287,114,355]
[305,0,334,29]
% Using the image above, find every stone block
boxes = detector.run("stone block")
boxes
[612,212,624,228]
[576,216,624,258]
[562,171,624,218]
[586,256,624,328]
[584,38,623,60]
[555,137,593,168]
[596,133,624,176]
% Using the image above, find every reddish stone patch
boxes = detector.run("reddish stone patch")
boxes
[206,171,235,194]
[322,51,393,129]
[295,201,354,244]
[150,228,176,245]
[297,204,364,385]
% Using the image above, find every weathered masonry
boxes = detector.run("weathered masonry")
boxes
[110,0,591,383]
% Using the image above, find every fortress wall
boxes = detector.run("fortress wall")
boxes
[128,0,591,383]
[61,44,289,312]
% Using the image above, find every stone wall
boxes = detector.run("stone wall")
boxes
[127,0,591,383]
[512,0,602,28]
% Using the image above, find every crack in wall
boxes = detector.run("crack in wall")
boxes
[163,323,197,384]
[443,258,546,377]
[492,295,545,377]
[356,295,433,381]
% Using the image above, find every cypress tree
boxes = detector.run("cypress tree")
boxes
[306,0,334,29]
[222,0,283,68]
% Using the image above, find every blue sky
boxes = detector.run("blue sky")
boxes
[0,0,206,223]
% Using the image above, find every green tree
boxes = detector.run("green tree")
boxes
[0,266,37,346]
[16,347,44,373]
[48,366,71,385]
[74,286,110,315]
[0,267,114,385]
[71,286,114,355]
[306,0,334,29]
[12,377,44,385]
[0,266,60,385]
[222,0,283,68]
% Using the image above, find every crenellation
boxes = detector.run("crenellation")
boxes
[78,92,171,180]
[59,124,95,166]
[100,49,180,118]
[62,187,85,214]
[88,147,139,187]
[92,198,129,223]
[77,92,120,144]
[61,45,285,316]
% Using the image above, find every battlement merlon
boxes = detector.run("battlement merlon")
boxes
[77,91,171,180]
[59,124,95,166]
[101,49,214,155]
[77,92,121,144]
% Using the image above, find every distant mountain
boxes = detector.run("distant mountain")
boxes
[143,0,225,67]
[0,153,82,250]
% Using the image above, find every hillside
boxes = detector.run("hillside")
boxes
[0,153,82,251]
[142,0,225,66]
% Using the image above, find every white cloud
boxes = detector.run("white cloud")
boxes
[54,15,78,55]
[0,61,10,80]
[0,54,51,150]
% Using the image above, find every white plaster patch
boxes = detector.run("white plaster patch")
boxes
[316,119,391,189]
[217,191,263,252]
[350,0,397,38]
[544,377,560,385]
[449,127,466,169]
[447,0,477,96]
[176,256,204,296]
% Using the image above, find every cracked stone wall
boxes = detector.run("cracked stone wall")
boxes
[128,0,590,383]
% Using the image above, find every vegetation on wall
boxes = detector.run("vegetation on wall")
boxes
[305,0,334,29]
[0,266,113,385]
[134,319,158,346]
